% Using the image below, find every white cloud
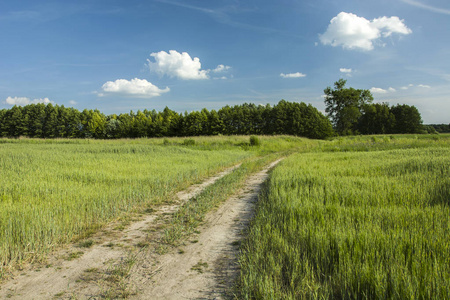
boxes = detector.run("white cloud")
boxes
[213,64,231,73]
[370,87,397,94]
[370,87,388,94]
[319,12,412,51]
[100,78,170,98]
[69,100,77,105]
[340,68,352,73]
[401,83,431,90]
[280,72,307,78]
[5,96,30,105]
[147,50,209,80]
[5,96,52,106]
[401,83,414,90]
[372,16,412,37]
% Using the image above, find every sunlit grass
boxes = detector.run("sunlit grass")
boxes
[0,138,250,273]
[238,136,450,299]
[0,135,310,277]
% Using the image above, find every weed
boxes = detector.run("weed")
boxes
[66,251,84,261]
[77,240,94,248]
[191,261,208,273]
[136,241,149,248]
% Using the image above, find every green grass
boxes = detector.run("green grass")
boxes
[0,135,310,278]
[238,136,450,299]
[162,153,283,247]
[0,138,250,274]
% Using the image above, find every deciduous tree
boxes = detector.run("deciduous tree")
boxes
[324,79,373,135]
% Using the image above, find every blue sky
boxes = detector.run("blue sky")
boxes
[1,0,449,123]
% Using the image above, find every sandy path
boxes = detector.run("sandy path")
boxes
[0,158,282,299]
[129,158,282,299]
[0,164,240,300]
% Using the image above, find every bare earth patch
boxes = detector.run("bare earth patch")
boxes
[0,160,281,299]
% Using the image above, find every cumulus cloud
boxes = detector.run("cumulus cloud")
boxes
[100,78,170,98]
[319,12,412,51]
[213,64,231,73]
[147,50,209,80]
[280,72,307,78]
[340,68,352,73]
[5,96,52,106]
[370,87,397,94]
[370,87,388,94]
[69,100,77,105]
[400,83,431,90]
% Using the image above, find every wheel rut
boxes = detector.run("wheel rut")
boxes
[0,159,282,299]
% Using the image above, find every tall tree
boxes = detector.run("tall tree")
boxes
[324,79,373,135]
[43,103,59,138]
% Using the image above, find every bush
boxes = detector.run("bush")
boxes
[183,138,196,146]
[249,136,261,147]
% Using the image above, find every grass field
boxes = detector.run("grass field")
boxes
[2,133,449,298]
[0,136,310,278]
[238,134,450,299]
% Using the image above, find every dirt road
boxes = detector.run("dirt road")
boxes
[0,159,281,299]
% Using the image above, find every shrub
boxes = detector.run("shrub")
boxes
[249,136,261,147]
[183,138,196,146]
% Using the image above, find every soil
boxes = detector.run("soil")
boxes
[0,159,281,299]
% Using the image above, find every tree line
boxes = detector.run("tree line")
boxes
[0,80,430,140]
[0,100,334,139]
[428,124,450,133]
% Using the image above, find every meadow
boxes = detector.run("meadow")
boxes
[1,133,449,299]
[238,134,450,299]
[0,136,309,278]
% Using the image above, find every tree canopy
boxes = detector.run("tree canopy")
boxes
[324,79,424,135]
[0,100,334,140]
[0,82,427,140]
[324,79,373,135]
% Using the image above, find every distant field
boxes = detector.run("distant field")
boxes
[238,134,450,299]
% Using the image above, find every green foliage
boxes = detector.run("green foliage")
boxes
[390,103,423,134]
[324,79,373,135]
[0,101,334,140]
[249,136,261,147]
[428,123,450,133]
[238,136,450,299]
[357,102,395,134]
[324,80,426,136]
[183,138,196,146]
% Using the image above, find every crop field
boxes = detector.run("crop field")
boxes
[1,134,449,299]
[238,134,450,299]
[0,137,250,274]
[0,136,313,278]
